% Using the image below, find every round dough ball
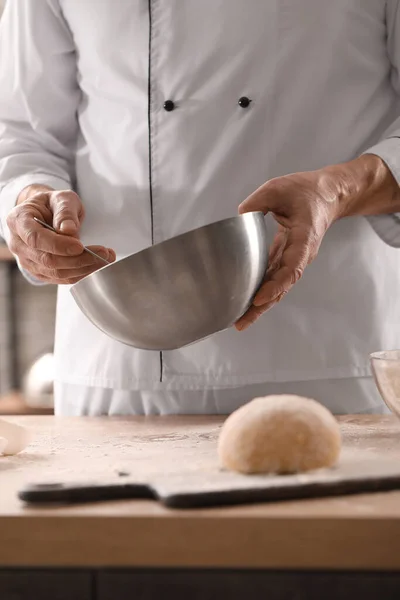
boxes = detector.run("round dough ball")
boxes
[218,395,341,475]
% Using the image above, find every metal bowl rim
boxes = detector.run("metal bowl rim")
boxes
[70,211,266,293]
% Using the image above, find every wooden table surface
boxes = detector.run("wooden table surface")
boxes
[2,415,400,570]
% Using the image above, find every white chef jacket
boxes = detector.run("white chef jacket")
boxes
[1,0,400,399]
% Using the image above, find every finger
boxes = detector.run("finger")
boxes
[50,191,84,235]
[267,229,287,274]
[20,246,115,281]
[239,186,268,215]
[17,257,49,282]
[235,300,275,331]
[78,245,116,264]
[19,256,101,285]
[253,228,287,299]
[104,247,117,262]
[26,245,113,270]
[238,179,280,216]
[253,228,311,306]
[235,291,287,331]
[16,212,84,256]
[35,273,90,285]
[235,306,264,331]
[51,245,116,274]
[43,263,106,280]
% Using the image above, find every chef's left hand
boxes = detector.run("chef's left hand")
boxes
[234,163,352,331]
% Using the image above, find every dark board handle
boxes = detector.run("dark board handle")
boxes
[18,481,154,505]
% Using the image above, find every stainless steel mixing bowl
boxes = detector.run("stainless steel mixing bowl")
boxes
[71,212,269,350]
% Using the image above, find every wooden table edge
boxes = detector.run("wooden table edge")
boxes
[1,514,400,570]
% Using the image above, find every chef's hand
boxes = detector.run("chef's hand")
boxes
[6,184,116,284]
[235,154,400,330]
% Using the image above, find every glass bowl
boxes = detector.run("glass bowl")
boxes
[370,350,400,417]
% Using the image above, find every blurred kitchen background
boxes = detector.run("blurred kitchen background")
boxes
[0,0,56,414]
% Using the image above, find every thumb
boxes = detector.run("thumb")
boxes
[238,184,270,216]
[51,191,83,235]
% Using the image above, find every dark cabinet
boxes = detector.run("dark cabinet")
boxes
[0,571,91,600]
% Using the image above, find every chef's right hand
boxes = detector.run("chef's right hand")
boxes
[6,185,116,284]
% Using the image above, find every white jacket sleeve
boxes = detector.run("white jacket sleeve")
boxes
[0,0,80,245]
[364,0,400,247]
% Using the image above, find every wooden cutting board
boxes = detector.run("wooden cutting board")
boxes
[6,414,400,510]
[18,449,400,508]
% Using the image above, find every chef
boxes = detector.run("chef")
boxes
[1,0,400,416]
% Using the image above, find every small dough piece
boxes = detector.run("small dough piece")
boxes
[0,419,31,455]
[218,395,341,475]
